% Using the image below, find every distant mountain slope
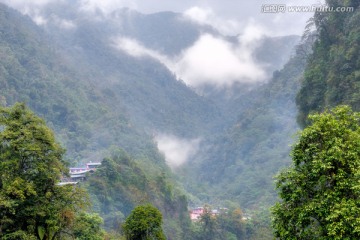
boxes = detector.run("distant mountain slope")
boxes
[0,0,304,216]
[114,10,218,56]
[37,6,222,138]
[0,3,107,161]
[181,38,312,209]
[32,1,300,139]
[0,3,173,172]
[255,35,300,76]
[0,4,193,238]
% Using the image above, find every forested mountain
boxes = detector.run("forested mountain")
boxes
[0,4,191,238]
[33,3,222,138]
[85,149,192,239]
[185,0,360,213]
[271,1,360,237]
[35,1,298,138]
[297,0,360,126]
[180,37,313,210]
[0,3,157,164]
[0,1,309,239]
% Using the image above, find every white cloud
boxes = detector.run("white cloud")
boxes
[79,0,138,14]
[113,29,266,88]
[58,19,76,29]
[184,6,210,23]
[0,1,76,29]
[0,0,51,8]
[32,14,47,25]
[0,0,51,15]
[239,21,267,46]
[112,36,177,70]
[33,14,77,29]
[183,6,243,35]
[174,33,265,88]
[155,134,200,169]
[52,15,77,29]
[113,37,163,59]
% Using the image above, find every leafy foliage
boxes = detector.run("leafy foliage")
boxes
[86,149,191,239]
[123,204,165,240]
[272,106,360,239]
[0,4,201,238]
[191,206,245,240]
[72,212,105,240]
[0,2,316,238]
[0,103,88,239]
[297,0,360,126]
[0,3,173,167]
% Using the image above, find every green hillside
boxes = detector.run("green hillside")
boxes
[181,37,312,209]
[85,149,190,239]
[297,0,360,126]
[183,0,360,212]
[0,3,143,163]
[36,3,222,138]
[0,1,317,238]
[0,4,192,238]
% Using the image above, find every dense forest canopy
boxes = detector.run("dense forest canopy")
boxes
[297,0,360,126]
[0,0,359,239]
[273,106,360,239]
[0,104,95,240]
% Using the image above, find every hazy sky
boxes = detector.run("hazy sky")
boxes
[1,0,324,36]
[131,0,322,35]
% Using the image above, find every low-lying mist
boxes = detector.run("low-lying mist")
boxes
[155,134,201,169]
[113,27,267,89]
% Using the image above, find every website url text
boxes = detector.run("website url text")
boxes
[261,4,354,13]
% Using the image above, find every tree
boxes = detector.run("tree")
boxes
[197,205,219,240]
[272,106,360,239]
[296,0,360,127]
[0,103,87,239]
[72,212,105,240]
[217,208,245,239]
[123,204,165,240]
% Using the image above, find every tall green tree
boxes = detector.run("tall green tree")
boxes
[0,103,87,239]
[272,106,360,239]
[197,206,220,240]
[123,204,165,240]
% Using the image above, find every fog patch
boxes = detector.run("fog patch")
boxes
[53,17,77,29]
[0,0,51,12]
[79,0,138,15]
[155,134,200,169]
[174,31,265,88]
[113,37,167,61]
[37,15,77,29]
[0,1,50,26]
[183,6,242,35]
[113,30,266,89]
[112,37,178,76]
[33,13,47,25]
